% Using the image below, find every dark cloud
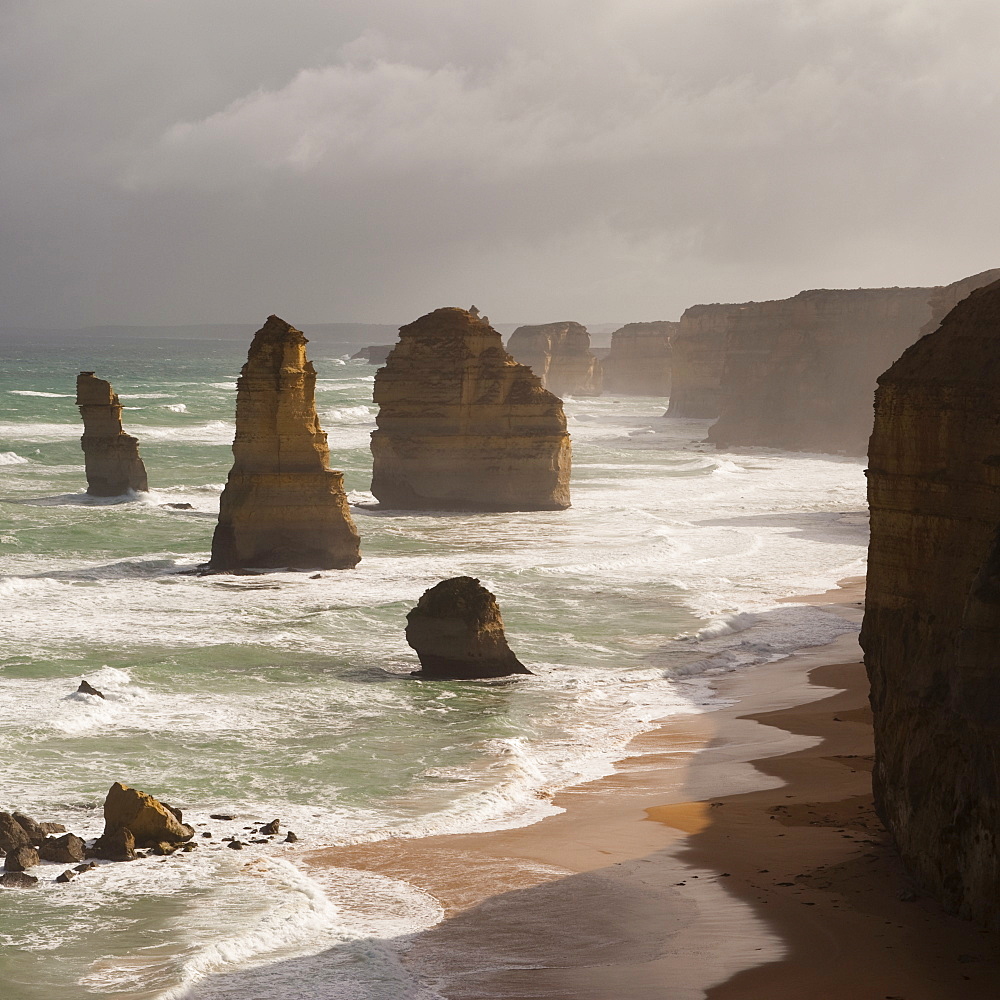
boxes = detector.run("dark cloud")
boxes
[3,0,999,327]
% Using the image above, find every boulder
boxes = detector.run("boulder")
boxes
[87,826,136,862]
[56,870,76,883]
[77,680,105,699]
[406,577,531,679]
[208,316,361,571]
[39,834,87,864]
[260,819,279,835]
[76,372,149,495]
[4,846,40,871]
[0,871,38,888]
[372,308,571,511]
[98,782,194,848]
[0,812,31,853]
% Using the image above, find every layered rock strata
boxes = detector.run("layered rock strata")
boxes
[209,315,361,570]
[371,308,571,510]
[666,304,745,417]
[860,277,1000,926]
[406,576,530,679]
[76,373,148,496]
[603,321,677,395]
[506,322,603,396]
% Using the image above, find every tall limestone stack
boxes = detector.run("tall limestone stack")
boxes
[665,304,745,417]
[209,315,361,571]
[603,321,677,395]
[371,307,571,510]
[506,322,603,397]
[76,373,148,496]
[860,277,1000,926]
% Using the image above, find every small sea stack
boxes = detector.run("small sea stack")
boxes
[90,782,194,855]
[208,315,361,571]
[506,322,603,397]
[406,576,530,679]
[76,372,148,496]
[371,307,571,511]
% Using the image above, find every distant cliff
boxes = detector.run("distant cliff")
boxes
[666,304,744,417]
[371,308,571,510]
[506,322,602,397]
[603,322,677,396]
[861,277,1000,927]
[76,372,148,496]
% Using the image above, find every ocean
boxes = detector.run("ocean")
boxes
[0,332,867,998]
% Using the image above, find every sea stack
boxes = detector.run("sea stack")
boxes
[76,373,148,496]
[406,576,530,679]
[666,304,745,418]
[603,322,677,396]
[506,322,603,397]
[861,277,1000,926]
[208,315,361,571]
[371,307,571,510]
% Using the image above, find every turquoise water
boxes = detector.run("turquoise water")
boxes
[0,333,867,998]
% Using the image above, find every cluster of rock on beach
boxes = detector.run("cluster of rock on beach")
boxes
[1,782,300,889]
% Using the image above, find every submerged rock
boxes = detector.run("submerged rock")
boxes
[209,316,361,571]
[406,576,530,679]
[371,308,571,511]
[77,679,105,699]
[862,276,1000,926]
[97,782,194,849]
[506,322,603,397]
[76,372,149,496]
[55,870,76,883]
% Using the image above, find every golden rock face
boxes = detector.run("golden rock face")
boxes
[371,307,571,511]
[76,372,148,496]
[603,322,677,396]
[506,322,603,397]
[861,276,1000,926]
[209,315,361,570]
[666,303,742,418]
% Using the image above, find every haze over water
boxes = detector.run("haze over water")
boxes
[0,332,866,998]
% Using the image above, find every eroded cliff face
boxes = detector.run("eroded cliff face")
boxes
[603,322,677,396]
[371,307,571,510]
[209,315,361,570]
[919,268,1000,337]
[861,277,1000,926]
[706,287,934,455]
[666,304,744,417]
[76,372,148,496]
[506,322,602,397]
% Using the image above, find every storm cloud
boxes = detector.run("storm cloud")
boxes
[3,0,999,327]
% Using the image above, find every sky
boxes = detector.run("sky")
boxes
[3,0,999,328]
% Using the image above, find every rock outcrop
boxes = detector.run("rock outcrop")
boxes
[666,304,745,417]
[209,315,361,571]
[506,322,603,397]
[93,782,194,850]
[860,277,1000,926]
[371,308,571,511]
[603,322,677,396]
[351,344,394,365]
[406,577,530,679]
[76,373,148,496]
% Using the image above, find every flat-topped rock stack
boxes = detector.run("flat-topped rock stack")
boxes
[861,276,1000,927]
[506,322,603,397]
[665,304,745,418]
[76,373,148,496]
[209,315,361,571]
[603,321,677,396]
[371,307,571,510]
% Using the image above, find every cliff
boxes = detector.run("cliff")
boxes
[919,267,1000,337]
[665,304,744,417]
[860,277,1000,926]
[76,373,148,496]
[506,322,603,397]
[371,308,571,511]
[209,315,361,570]
[351,344,394,365]
[603,321,677,395]
[406,576,530,679]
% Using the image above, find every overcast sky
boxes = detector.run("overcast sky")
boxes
[2,0,998,328]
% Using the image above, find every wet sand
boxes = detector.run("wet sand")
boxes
[310,580,1000,998]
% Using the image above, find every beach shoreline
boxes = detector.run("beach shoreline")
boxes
[298,578,1000,999]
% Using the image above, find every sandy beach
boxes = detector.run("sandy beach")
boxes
[303,579,1000,999]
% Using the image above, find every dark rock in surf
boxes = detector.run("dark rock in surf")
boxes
[284,831,299,843]
[209,813,235,821]
[0,871,38,888]
[0,813,31,853]
[55,869,76,883]
[227,840,244,850]
[39,834,87,864]
[4,846,40,871]
[260,819,280,835]
[77,680,105,699]
[165,503,194,509]
[87,827,136,862]
[405,577,531,679]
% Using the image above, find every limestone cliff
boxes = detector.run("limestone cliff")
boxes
[861,277,1000,926]
[919,267,1000,337]
[665,304,744,417]
[603,322,677,395]
[506,322,602,397]
[406,577,530,679]
[209,315,361,570]
[371,308,571,511]
[76,373,148,496]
